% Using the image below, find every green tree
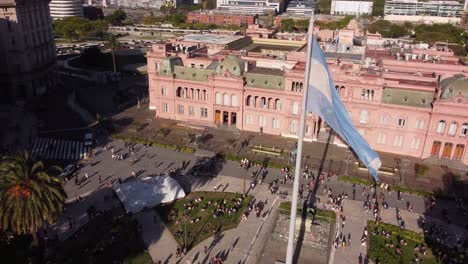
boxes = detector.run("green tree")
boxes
[295,19,309,32]
[0,151,65,239]
[53,17,89,40]
[105,9,127,26]
[107,35,121,73]
[372,0,385,16]
[317,0,331,14]
[91,20,109,40]
[168,13,186,25]
[280,19,295,32]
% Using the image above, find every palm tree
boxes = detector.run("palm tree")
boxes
[108,34,121,73]
[0,151,65,239]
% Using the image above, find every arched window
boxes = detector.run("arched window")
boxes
[223,93,230,106]
[292,81,296,91]
[231,94,237,106]
[176,87,182,97]
[215,92,222,105]
[436,120,446,134]
[274,99,281,110]
[190,88,194,99]
[461,123,468,136]
[340,86,345,97]
[292,101,299,115]
[370,90,374,100]
[361,89,365,99]
[183,87,188,98]
[195,89,200,100]
[448,122,457,136]
[254,96,259,107]
[366,89,370,100]
[299,82,303,91]
[261,97,267,109]
[246,95,252,106]
[203,90,207,101]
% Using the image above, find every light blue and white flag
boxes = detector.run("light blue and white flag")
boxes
[306,36,382,181]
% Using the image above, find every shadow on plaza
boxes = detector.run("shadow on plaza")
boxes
[178,153,226,194]
[41,186,164,264]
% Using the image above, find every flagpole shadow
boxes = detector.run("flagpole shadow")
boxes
[292,131,333,263]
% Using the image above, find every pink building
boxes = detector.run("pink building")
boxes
[147,34,468,165]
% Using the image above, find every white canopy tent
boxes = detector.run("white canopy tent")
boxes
[113,175,186,214]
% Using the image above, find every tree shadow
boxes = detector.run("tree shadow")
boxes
[395,171,468,264]
[44,187,160,264]
[180,153,227,193]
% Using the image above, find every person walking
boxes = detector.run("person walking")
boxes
[84,172,89,180]
[99,175,102,183]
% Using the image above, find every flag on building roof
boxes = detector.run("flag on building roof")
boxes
[306,36,382,181]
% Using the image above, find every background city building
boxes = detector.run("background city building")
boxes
[216,0,285,14]
[285,0,316,15]
[147,32,468,165]
[187,11,257,26]
[330,0,373,15]
[0,0,57,103]
[384,0,464,24]
[49,0,84,19]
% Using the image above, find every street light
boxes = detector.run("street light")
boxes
[345,148,352,176]
[241,158,249,198]
[398,158,410,185]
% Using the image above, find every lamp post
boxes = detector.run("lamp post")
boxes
[184,208,188,250]
[398,158,410,185]
[241,158,249,198]
[345,148,352,176]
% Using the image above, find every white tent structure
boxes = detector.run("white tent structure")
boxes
[113,175,186,214]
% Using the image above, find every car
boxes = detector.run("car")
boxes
[59,164,77,180]
[84,133,94,147]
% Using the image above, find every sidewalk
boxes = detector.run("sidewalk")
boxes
[332,198,468,264]
[149,175,280,264]
[111,104,468,194]
[52,137,468,264]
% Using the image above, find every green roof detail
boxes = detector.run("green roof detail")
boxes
[244,73,285,91]
[159,57,183,76]
[216,55,245,77]
[173,66,215,82]
[382,88,433,108]
[440,75,468,100]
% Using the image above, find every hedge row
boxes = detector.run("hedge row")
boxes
[111,134,195,154]
[338,176,432,197]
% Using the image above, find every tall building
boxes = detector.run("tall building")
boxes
[384,0,464,24]
[147,34,468,165]
[216,0,286,15]
[330,0,373,15]
[49,0,83,19]
[285,0,316,15]
[0,0,57,103]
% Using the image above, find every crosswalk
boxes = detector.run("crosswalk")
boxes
[31,137,90,160]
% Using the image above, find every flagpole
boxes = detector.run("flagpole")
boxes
[285,10,315,264]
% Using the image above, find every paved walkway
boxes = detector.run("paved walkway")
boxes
[50,138,468,264]
[112,104,468,192]
[331,197,467,264]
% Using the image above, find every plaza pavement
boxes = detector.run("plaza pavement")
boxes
[50,138,468,264]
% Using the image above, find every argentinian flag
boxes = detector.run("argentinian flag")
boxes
[306,37,382,181]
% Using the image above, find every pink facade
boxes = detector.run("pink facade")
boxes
[147,35,468,165]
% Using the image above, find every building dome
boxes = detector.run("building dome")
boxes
[440,75,468,100]
[49,0,83,19]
